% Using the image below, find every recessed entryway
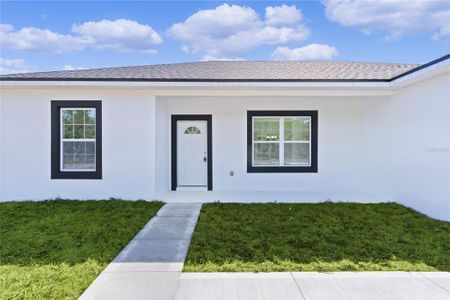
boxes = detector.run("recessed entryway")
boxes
[171,115,212,191]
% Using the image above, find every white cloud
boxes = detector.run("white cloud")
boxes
[0,24,89,53]
[0,19,163,54]
[140,49,158,55]
[0,58,31,74]
[432,9,450,41]
[433,25,450,41]
[272,44,338,60]
[169,3,259,42]
[201,55,244,61]
[72,19,162,51]
[265,4,302,25]
[168,3,310,57]
[62,64,85,70]
[323,0,450,41]
[62,64,74,70]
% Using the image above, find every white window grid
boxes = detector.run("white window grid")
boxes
[60,108,96,172]
[252,116,312,167]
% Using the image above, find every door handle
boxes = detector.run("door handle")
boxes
[203,156,207,162]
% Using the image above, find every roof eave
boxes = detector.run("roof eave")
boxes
[1,54,448,88]
[390,54,450,88]
[0,79,391,88]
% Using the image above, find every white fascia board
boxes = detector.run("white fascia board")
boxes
[0,80,392,96]
[0,80,389,89]
[143,88,391,96]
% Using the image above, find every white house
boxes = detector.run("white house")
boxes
[1,55,449,220]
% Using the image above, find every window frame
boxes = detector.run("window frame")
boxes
[51,100,102,179]
[247,110,318,173]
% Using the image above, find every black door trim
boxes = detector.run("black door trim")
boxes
[171,114,212,191]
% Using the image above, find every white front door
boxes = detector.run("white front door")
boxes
[177,120,208,189]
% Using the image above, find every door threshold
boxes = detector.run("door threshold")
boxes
[176,186,208,192]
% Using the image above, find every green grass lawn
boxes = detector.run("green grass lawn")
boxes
[0,200,163,300]
[184,202,450,272]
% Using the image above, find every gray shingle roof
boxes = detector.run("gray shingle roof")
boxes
[0,60,421,81]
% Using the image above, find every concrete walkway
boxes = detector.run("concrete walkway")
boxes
[80,202,450,300]
[79,202,202,300]
[174,272,450,300]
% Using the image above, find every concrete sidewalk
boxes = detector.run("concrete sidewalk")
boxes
[80,202,449,300]
[79,202,202,300]
[174,272,450,300]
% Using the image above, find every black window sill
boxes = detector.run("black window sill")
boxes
[51,171,102,180]
[247,165,317,173]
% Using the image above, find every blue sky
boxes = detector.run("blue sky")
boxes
[1,1,449,74]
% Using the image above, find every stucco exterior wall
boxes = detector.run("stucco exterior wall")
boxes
[360,73,450,220]
[157,96,367,200]
[155,98,170,198]
[0,90,157,200]
[1,72,449,220]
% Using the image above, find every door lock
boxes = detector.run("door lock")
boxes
[203,156,207,162]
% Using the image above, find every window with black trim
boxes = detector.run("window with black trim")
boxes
[247,111,317,173]
[51,101,102,179]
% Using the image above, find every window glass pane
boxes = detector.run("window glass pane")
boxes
[284,143,310,165]
[85,110,95,124]
[63,141,75,155]
[62,142,96,170]
[85,155,96,169]
[74,155,85,168]
[74,141,86,155]
[301,118,310,141]
[63,155,75,169]
[74,110,85,124]
[254,143,279,165]
[254,118,279,141]
[285,117,310,141]
[63,125,74,139]
[85,142,95,154]
[74,125,84,139]
[85,125,95,139]
[59,107,97,172]
[63,110,73,125]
